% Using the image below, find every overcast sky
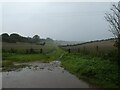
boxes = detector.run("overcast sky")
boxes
[0,2,115,41]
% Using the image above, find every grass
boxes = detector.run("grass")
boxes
[2,60,31,71]
[2,42,57,54]
[3,53,49,62]
[60,39,117,57]
[2,42,65,71]
[2,46,64,62]
[2,41,119,88]
[2,48,65,71]
[61,53,119,88]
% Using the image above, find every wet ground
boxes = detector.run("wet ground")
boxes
[2,61,92,88]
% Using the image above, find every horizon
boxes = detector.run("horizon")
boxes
[1,32,115,42]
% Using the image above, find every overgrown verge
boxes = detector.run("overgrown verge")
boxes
[2,60,31,71]
[61,53,118,88]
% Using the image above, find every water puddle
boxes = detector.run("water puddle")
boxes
[2,61,93,88]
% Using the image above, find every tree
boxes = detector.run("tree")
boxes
[10,33,21,43]
[2,33,10,42]
[105,1,120,87]
[33,35,40,43]
[105,2,120,60]
[46,37,54,43]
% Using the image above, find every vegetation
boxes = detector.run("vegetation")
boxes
[60,38,115,47]
[1,33,53,44]
[2,42,56,54]
[60,39,117,61]
[105,2,120,53]
[105,2,120,87]
[2,46,64,71]
[1,32,119,88]
[61,53,118,88]
[1,34,64,71]
[2,60,31,71]
[2,47,64,62]
[60,38,118,88]
[1,2,119,89]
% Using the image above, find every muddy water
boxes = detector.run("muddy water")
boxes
[2,61,91,88]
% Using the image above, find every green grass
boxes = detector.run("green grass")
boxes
[2,47,65,71]
[2,42,66,71]
[2,60,31,71]
[61,53,118,88]
[46,47,65,61]
[2,41,65,61]
[2,47,64,62]
[2,53,48,62]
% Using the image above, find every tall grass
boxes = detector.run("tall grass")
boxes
[2,42,57,54]
[61,53,118,88]
[2,46,65,62]
[61,45,117,62]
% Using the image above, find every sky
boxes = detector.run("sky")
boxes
[0,2,116,41]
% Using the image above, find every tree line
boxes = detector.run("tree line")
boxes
[1,33,40,43]
[1,33,54,43]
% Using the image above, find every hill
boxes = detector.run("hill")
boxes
[55,40,84,45]
[60,38,117,56]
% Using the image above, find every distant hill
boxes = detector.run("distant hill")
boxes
[55,40,84,45]
[59,38,116,47]
[60,38,117,54]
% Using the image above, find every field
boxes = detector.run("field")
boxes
[2,42,65,71]
[60,39,117,60]
[1,40,119,88]
[2,42,65,60]
[61,39,116,53]
[60,39,119,88]
[2,42,57,54]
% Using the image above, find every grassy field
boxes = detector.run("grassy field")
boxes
[61,53,118,88]
[60,39,118,88]
[2,42,65,71]
[2,40,119,88]
[2,47,64,62]
[61,39,116,53]
[60,39,117,61]
[2,42,64,61]
[2,42,57,54]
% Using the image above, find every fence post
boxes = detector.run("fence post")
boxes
[26,49,29,54]
[96,46,99,52]
[40,48,43,53]
[78,48,80,53]
[68,48,71,53]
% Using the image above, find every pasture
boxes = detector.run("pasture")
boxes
[2,42,57,54]
[2,42,64,71]
[61,39,116,53]
[60,40,118,88]
[60,39,117,60]
[1,40,119,88]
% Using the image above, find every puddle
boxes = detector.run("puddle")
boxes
[2,61,93,88]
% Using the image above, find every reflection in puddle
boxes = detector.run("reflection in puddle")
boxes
[2,61,92,88]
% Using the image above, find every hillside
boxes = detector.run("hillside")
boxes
[60,38,117,54]
[55,40,84,45]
